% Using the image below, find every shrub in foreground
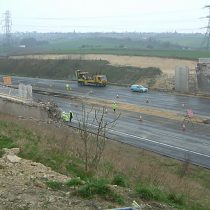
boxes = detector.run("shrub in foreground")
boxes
[47,180,63,190]
[78,178,124,204]
[136,183,188,208]
[136,184,167,202]
[111,174,129,187]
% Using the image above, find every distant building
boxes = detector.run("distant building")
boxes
[196,58,210,93]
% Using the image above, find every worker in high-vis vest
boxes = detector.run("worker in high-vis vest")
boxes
[112,102,117,112]
[66,84,71,91]
[69,111,73,123]
[61,111,70,122]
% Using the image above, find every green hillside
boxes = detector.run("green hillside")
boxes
[0,58,161,85]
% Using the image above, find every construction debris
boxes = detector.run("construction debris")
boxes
[39,101,61,122]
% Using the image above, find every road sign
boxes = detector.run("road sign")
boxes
[3,76,12,85]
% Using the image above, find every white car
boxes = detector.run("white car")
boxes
[130,84,148,93]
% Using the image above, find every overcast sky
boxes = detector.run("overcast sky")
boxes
[1,0,210,33]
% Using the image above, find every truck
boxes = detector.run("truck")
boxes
[75,70,107,87]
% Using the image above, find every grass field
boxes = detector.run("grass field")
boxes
[157,35,204,49]
[1,32,209,60]
[12,46,210,60]
[6,35,209,60]
[0,113,210,209]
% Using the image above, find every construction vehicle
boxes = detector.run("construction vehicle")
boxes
[75,70,107,87]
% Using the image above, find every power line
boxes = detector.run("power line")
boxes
[201,5,210,49]
[11,12,203,33]
[2,10,12,48]
[13,8,200,21]
[5,10,204,34]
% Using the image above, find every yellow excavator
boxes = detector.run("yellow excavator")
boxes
[75,70,107,87]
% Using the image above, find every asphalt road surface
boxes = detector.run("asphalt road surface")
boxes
[1,76,210,168]
[7,76,210,117]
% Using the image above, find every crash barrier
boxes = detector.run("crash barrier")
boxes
[0,83,32,101]
[0,97,48,121]
[0,85,19,98]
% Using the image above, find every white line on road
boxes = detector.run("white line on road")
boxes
[110,129,210,158]
[74,115,210,160]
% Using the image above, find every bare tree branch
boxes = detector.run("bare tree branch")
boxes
[76,104,120,171]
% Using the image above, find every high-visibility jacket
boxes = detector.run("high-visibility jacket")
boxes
[112,103,117,110]
[61,112,70,122]
[66,84,71,91]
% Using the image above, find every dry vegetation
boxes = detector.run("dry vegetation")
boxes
[10,54,197,75]
[0,113,210,209]
[9,54,197,90]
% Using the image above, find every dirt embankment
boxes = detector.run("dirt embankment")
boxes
[0,148,87,210]
[10,54,197,76]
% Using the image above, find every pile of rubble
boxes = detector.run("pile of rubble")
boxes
[38,101,61,122]
[0,148,177,209]
[0,148,102,210]
[203,119,210,124]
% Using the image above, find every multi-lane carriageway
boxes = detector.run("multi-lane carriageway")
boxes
[1,76,210,168]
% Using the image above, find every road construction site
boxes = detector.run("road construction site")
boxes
[1,75,210,169]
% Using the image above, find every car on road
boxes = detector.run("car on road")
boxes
[130,84,148,93]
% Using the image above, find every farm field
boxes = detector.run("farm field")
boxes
[10,54,197,75]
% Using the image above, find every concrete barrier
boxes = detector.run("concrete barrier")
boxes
[0,97,48,121]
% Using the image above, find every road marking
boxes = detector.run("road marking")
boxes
[32,83,210,160]
[110,129,210,158]
[72,113,210,160]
